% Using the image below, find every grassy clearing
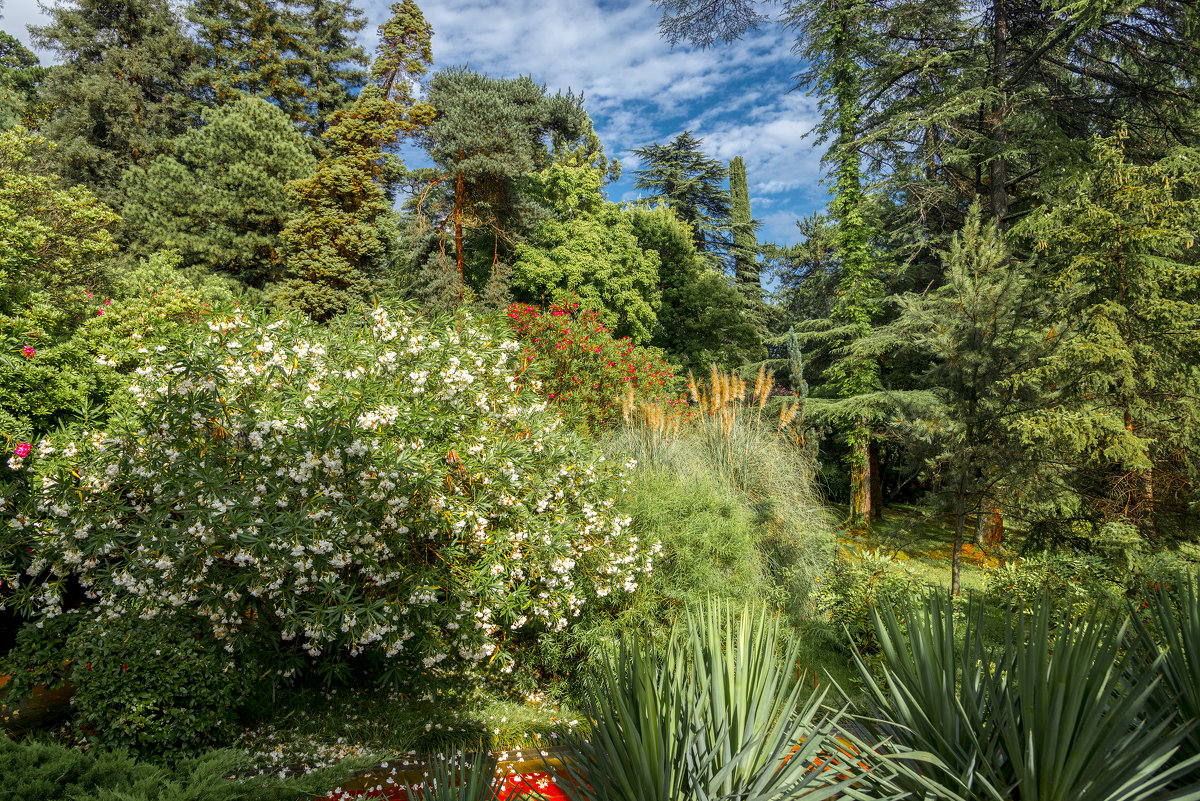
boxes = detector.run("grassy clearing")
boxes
[836,503,1015,594]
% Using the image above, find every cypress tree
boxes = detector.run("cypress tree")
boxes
[729,155,764,328]
[0,28,43,130]
[28,0,195,208]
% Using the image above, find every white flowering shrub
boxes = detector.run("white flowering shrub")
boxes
[1,303,654,687]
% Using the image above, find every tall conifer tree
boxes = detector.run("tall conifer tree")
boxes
[729,155,764,327]
[29,0,195,208]
[632,131,731,260]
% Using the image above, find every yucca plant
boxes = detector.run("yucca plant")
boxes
[857,591,1200,801]
[551,600,912,801]
[403,750,504,801]
[851,592,997,801]
[1133,573,1200,789]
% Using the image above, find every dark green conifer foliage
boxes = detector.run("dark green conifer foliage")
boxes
[372,0,433,106]
[632,131,731,259]
[186,0,309,121]
[788,0,885,527]
[729,155,764,326]
[0,26,43,130]
[122,96,316,287]
[421,67,586,291]
[27,0,195,208]
[867,205,1059,592]
[1014,135,1200,544]
[292,0,369,142]
[273,86,409,321]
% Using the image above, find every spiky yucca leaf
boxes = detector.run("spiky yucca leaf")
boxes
[859,592,1200,801]
[992,606,1200,801]
[852,592,996,801]
[404,750,503,801]
[1132,574,1200,789]
[551,601,912,801]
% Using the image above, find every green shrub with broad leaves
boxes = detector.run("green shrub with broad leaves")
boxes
[0,302,653,693]
[66,612,245,759]
[815,549,926,650]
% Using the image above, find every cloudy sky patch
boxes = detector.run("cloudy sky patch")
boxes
[4,0,828,242]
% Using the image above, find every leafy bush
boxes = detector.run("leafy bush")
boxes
[815,549,926,650]
[506,300,682,434]
[67,613,245,759]
[984,551,1126,615]
[1,303,651,694]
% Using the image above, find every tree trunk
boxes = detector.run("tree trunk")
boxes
[951,486,969,595]
[851,432,872,526]
[454,172,465,287]
[869,440,883,519]
[990,0,1009,226]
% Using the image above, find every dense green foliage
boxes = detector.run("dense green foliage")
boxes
[3,0,1200,784]
[122,97,316,287]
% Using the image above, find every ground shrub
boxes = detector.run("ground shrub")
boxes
[506,300,683,434]
[67,613,246,759]
[541,416,835,695]
[815,549,927,651]
[0,736,365,801]
[1,302,651,697]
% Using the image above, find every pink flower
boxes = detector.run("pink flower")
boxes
[14,443,31,459]
[104,299,111,306]
[96,309,104,316]
[21,345,35,359]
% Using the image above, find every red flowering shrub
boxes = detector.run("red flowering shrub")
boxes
[507,301,685,433]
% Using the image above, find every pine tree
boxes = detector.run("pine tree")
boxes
[372,0,433,106]
[28,0,195,208]
[866,205,1060,592]
[729,155,764,328]
[122,96,316,287]
[273,86,409,320]
[420,67,586,293]
[632,131,731,260]
[0,27,43,130]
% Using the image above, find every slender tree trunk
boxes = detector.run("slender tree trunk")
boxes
[851,429,872,525]
[951,478,969,595]
[454,172,465,289]
[990,0,1009,226]
[869,440,883,519]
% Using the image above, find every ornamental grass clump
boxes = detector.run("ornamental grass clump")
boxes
[0,302,655,691]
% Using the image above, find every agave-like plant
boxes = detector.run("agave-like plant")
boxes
[857,591,1200,801]
[851,592,996,801]
[1133,573,1200,789]
[550,600,917,801]
[403,750,504,801]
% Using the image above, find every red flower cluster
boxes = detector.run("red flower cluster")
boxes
[506,301,685,434]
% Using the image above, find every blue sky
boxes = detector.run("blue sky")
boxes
[4,0,829,244]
